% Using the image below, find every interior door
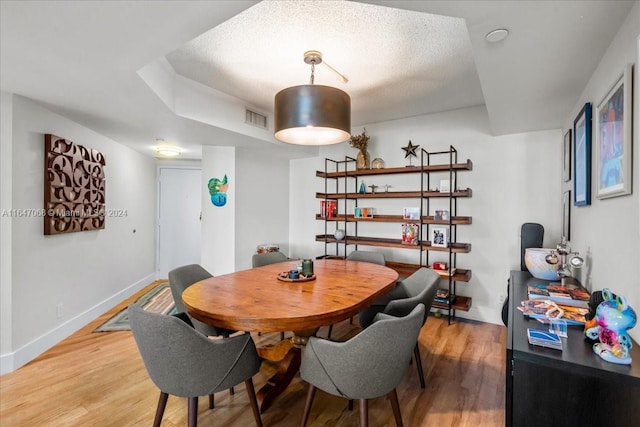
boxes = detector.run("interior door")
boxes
[157,167,202,278]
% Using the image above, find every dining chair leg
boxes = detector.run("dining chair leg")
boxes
[188,396,198,427]
[280,332,285,340]
[348,399,354,411]
[414,344,425,388]
[388,389,404,427]
[300,384,317,427]
[359,399,369,427]
[209,393,214,409]
[327,325,333,339]
[245,378,263,427]
[153,391,169,427]
[230,386,235,395]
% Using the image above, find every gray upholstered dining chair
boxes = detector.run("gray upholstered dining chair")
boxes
[358,267,440,388]
[251,251,288,268]
[300,304,426,427]
[346,250,386,266]
[325,250,387,339]
[168,264,235,338]
[128,303,263,427]
[168,264,238,401]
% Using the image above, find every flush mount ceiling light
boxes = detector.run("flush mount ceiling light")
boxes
[155,144,181,157]
[274,50,351,145]
[485,28,509,43]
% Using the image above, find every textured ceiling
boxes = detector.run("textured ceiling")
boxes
[165,0,485,127]
[1,1,635,159]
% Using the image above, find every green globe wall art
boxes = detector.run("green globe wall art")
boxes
[208,174,229,207]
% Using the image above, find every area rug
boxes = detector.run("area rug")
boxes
[94,282,177,332]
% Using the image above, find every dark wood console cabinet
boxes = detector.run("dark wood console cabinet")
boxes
[506,271,640,427]
[506,271,640,426]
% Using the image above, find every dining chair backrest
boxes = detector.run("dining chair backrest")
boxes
[386,267,440,324]
[252,251,288,268]
[346,250,385,266]
[129,303,261,397]
[168,264,212,314]
[301,303,425,399]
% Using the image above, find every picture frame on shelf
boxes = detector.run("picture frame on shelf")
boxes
[562,190,571,241]
[435,209,450,221]
[403,207,420,220]
[595,63,633,199]
[431,226,448,247]
[439,179,451,193]
[401,223,419,245]
[573,102,592,206]
[563,129,572,182]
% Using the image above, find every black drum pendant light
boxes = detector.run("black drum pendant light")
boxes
[274,51,351,145]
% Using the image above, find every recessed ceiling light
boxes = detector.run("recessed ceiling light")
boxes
[485,29,509,43]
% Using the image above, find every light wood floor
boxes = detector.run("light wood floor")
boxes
[0,281,507,426]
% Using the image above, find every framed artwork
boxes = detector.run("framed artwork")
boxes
[435,209,450,221]
[431,226,448,247]
[439,179,451,193]
[401,223,419,245]
[403,207,420,220]
[595,63,633,199]
[573,102,592,206]
[562,190,571,241]
[563,129,572,182]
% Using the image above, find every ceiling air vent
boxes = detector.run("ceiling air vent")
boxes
[245,109,268,129]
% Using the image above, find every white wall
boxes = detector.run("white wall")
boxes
[201,146,236,276]
[201,146,292,274]
[1,92,14,363]
[564,3,640,343]
[235,147,290,269]
[1,95,157,373]
[290,105,562,325]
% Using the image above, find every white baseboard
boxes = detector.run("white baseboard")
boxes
[0,273,154,375]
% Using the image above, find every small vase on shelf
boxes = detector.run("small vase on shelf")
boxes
[356,149,370,170]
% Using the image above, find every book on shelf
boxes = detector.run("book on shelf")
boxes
[527,281,590,308]
[517,299,589,325]
[434,288,455,305]
[320,200,337,218]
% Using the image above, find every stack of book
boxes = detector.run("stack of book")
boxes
[527,328,563,350]
[527,281,589,308]
[517,299,589,325]
[434,288,455,306]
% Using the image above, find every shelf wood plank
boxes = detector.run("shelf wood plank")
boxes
[316,189,472,199]
[316,214,472,225]
[315,235,471,253]
[433,295,472,312]
[384,261,472,282]
[316,160,473,178]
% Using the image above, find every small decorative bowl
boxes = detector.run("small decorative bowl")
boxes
[371,158,385,169]
[524,248,560,280]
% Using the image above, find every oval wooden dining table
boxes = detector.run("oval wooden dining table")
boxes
[182,258,398,413]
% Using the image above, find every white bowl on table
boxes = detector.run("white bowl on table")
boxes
[524,248,560,281]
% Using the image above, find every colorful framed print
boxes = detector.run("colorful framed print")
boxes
[595,63,633,199]
[563,129,572,182]
[573,103,592,206]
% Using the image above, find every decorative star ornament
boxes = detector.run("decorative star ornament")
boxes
[401,140,420,166]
